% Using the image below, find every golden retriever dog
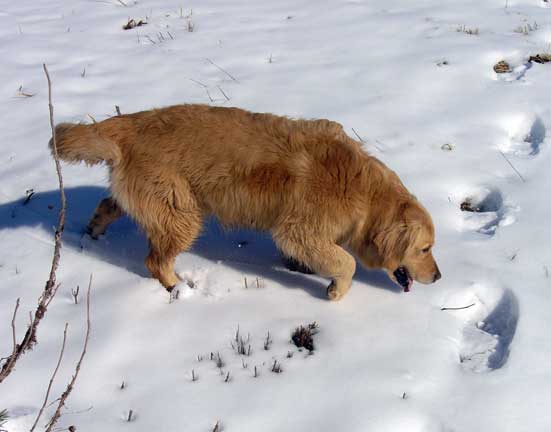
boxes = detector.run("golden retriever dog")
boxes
[50,104,441,300]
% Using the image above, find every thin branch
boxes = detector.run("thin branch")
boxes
[45,275,92,432]
[0,299,21,376]
[351,127,365,144]
[499,151,525,183]
[440,303,476,311]
[30,323,69,432]
[0,64,67,384]
[10,299,20,358]
[43,62,66,295]
[206,58,238,82]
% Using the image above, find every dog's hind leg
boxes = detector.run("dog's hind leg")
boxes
[86,197,124,239]
[273,229,356,301]
[144,211,203,290]
[134,180,204,290]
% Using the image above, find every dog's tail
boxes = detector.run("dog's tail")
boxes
[48,122,121,166]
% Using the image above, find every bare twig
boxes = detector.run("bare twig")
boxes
[0,64,66,384]
[351,128,365,144]
[71,286,80,304]
[440,303,476,311]
[1,299,21,373]
[206,58,238,82]
[10,299,20,354]
[30,323,69,432]
[44,275,92,432]
[499,150,525,183]
[212,421,221,432]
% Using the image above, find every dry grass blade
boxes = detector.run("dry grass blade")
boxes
[44,275,92,432]
[30,323,69,432]
[499,150,525,183]
[206,58,238,82]
[351,127,365,144]
[441,303,476,311]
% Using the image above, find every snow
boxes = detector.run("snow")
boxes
[1,0,551,430]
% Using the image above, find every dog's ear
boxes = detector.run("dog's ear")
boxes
[373,221,421,270]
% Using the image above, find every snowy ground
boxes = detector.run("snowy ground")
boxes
[1,0,551,430]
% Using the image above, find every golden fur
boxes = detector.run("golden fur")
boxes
[50,104,440,299]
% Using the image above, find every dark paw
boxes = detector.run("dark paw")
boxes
[84,225,99,240]
[283,256,314,274]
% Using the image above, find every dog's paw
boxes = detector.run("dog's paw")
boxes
[326,281,346,301]
[85,224,103,240]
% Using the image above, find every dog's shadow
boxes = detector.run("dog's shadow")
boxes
[0,186,399,299]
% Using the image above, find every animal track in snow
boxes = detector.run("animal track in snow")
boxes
[443,285,519,372]
[453,186,517,235]
[499,112,546,156]
[461,289,519,372]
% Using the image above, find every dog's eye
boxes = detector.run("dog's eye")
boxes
[421,246,431,253]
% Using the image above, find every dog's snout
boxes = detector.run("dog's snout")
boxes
[433,266,442,282]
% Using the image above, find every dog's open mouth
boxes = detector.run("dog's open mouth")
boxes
[393,266,413,292]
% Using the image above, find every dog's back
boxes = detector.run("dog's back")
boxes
[53,105,368,231]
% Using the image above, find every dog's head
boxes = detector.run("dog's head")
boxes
[371,200,441,291]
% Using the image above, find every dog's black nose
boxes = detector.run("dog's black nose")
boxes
[433,267,442,282]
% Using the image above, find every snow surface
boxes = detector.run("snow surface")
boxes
[1,0,551,430]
